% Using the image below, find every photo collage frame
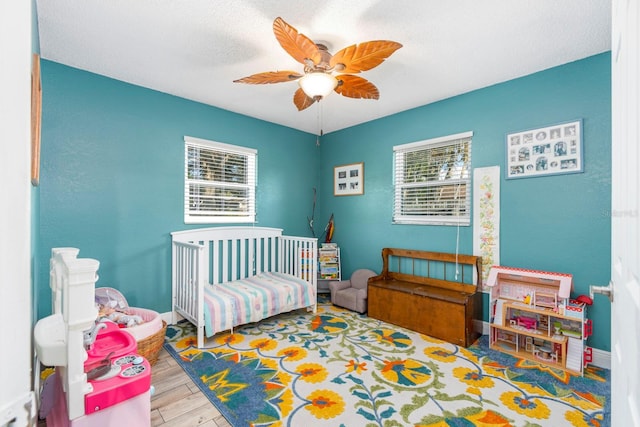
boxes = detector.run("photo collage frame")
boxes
[506,119,583,179]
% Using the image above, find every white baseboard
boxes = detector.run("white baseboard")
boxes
[480,319,491,336]
[161,311,177,324]
[590,347,611,370]
[479,321,611,370]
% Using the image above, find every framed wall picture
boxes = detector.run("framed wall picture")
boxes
[506,119,583,179]
[334,162,364,196]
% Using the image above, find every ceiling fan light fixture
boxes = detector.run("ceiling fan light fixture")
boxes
[299,72,338,99]
[234,18,402,111]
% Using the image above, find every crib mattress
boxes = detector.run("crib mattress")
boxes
[203,271,314,337]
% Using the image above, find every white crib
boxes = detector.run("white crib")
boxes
[171,226,318,348]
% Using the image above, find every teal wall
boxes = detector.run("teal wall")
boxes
[319,53,611,350]
[38,52,611,351]
[38,60,318,320]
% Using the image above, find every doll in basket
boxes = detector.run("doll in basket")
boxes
[98,303,144,328]
[95,287,145,328]
[98,304,144,328]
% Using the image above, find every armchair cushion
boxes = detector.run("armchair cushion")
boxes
[329,280,352,293]
[329,269,377,313]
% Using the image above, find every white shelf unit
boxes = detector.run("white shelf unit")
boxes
[318,245,341,293]
[486,266,592,375]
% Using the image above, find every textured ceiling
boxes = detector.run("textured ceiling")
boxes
[36,0,611,135]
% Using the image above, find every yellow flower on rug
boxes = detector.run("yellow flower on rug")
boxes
[250,337,277,351]
[175,335,198,349]
[215,332,244,346]
[296,363,328,383]
[500,390,551,419]
[453,366,495,388]
[424,346,457,363]
[305,389,345,419]
[565,408,605,427]
[277,346,307,361]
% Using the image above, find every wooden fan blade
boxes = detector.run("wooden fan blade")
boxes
[330,40,402,74]
[233,71,303,84]
[293,88,317,111]
[335,74,380,99]
[273,17,322,66]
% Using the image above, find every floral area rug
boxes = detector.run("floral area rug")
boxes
[163,299,609,427]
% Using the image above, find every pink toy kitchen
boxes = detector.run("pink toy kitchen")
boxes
[34,248,152,426]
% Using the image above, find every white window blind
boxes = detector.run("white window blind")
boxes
[393,131,473,226]
[184,136,257,224]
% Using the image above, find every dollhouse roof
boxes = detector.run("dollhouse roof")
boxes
[486,265,573,298]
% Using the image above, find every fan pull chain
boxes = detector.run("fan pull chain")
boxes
[316,101,324,146]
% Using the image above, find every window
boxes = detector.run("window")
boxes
[184,136,256,224]
[393,131,472,225]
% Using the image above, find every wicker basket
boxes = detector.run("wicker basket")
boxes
[137,320,167,366]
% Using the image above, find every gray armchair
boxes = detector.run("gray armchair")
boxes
[329,269,377,313]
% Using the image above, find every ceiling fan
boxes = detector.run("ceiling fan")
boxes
[234,17,402,111]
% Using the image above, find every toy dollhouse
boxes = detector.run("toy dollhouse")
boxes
[486,265,593,375]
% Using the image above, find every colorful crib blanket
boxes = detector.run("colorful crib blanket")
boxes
[202,271,315,337]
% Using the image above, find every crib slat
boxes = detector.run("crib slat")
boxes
[239,238,245,279]
[222,240,229,283]
[212,240,219,285]
[232,239,238,280]
[255,237,262,274]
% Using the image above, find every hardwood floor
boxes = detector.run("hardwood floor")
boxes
[151,348,232,427]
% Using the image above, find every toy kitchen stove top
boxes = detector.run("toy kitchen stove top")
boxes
[83,321,151,414]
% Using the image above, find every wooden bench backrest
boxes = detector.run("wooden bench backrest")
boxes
[376,248,482,294]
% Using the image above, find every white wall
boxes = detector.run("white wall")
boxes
[0,1,35,425]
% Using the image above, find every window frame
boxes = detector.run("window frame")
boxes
[393,131,473,226]
[184,136,257,224]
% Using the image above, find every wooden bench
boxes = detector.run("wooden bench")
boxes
[368,248,483,347]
